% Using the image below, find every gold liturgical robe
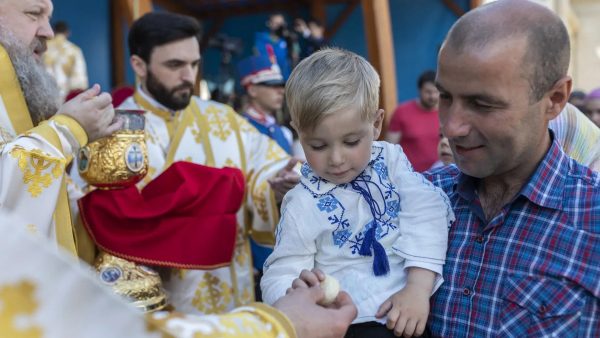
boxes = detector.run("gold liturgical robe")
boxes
[0,220,297,338]
[0,44,91,258]
[118,88,289,315]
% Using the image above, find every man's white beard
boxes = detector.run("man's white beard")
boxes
[0,26,60,125]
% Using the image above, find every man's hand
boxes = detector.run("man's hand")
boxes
[57,84,123,142]
[269,158,301,202]
[274,285,357,338]
[287,268,325,292]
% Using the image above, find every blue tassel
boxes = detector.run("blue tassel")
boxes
[359,225,375,257]
[372,240,390,276]
[359,225,390,276]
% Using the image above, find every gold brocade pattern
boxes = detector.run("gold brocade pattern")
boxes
[10,146,65,197]
[235,242,248,266]
[238,117,259,134]
[267,141,287,162]
[145,129,156,145]
[190,120,203,144]
[241,287,253,305]
[254,180,270,222]
[0,126,13,147]
[224,158,237,168]
[206,105,232,141]
[172,269,187,280]
[0,280,42,338]
[192,273,233,314]
[142,166,157,185]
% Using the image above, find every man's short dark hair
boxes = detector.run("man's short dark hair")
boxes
[128,12,202,62]
[53,21,69,34]
[418,70,436,89]
[444,1,569,102]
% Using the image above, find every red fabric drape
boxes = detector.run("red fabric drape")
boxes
[79,161,244,269]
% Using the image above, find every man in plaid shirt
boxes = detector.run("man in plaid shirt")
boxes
[420,0,600,336]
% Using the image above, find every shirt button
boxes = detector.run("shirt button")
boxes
[475,235,484,243]
[463,287,471,296]
[539,304,548,314]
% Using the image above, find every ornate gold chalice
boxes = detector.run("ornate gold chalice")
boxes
[78,109,148,189]
[78,109,167,312]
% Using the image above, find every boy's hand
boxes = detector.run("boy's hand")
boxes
[376,283,430,337]
[376,267,436,337]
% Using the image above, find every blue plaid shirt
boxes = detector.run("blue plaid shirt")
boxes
[424,138,600,337]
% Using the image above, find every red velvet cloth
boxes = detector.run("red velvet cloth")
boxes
[110,86,135,107]
[79,161,244,269]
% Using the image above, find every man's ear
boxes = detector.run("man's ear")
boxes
[130,55,148,79]
[546,75,572,120]
[373,109,385,139]
[246,84,258,99]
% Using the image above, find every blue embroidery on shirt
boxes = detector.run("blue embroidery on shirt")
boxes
[300,145,402,259]
[317,195,339,212]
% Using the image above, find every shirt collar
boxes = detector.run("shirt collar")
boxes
[456,130,567,211]
[245,106,276,126]
[300,144,384,196]
[519,131,567,210]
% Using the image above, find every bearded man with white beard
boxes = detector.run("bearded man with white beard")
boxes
[0,0,121,260]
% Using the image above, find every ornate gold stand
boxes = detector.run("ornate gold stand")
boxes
[95,252,167,312]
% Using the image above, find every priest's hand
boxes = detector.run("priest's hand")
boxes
[274,285,357,338]
[269,158,301,202]
[58,84,123,142]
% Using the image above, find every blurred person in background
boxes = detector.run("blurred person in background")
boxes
[584,87,600,128]
[254,13,299,79]
[568,89,586,112]
[294,18,325,58]
[386,70,440,171]
[43,21,89,101]
[237,54,295,300]
[429,132,454,169]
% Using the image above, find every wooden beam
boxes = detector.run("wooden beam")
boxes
[441,0,466,17]
[152,0,190,15]
[470,0,484,9]
[190,3,298,20]
[200,18,225,52]
[325,0,360,40]
[361,0,397,138]
[121,0,153,24]
[110,0,152,88]
[111,0,126,87]
[311,0,327,25]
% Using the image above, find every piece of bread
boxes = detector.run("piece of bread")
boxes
[320,274,340,305]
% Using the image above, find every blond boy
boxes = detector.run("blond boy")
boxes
[261,48,454,337]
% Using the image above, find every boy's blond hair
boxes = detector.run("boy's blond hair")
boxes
[285,48,380,132]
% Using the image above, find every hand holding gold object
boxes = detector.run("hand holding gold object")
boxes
[78,109,148,189]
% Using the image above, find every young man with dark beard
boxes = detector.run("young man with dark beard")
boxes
[0,0,121,259]
[118,12,300,316]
